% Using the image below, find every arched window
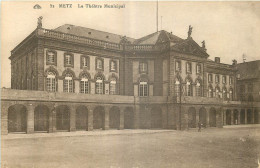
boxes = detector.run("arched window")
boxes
[139,79,148,97]
[80,74,89,94]
[46,72,56,92]
[174,79,180,97]
[229,88,233,101]
[196,80,201,97]
[96,77,104,94]
[208,86,213,98]
[186,79,192,96]
[110,78,117,95]
[215,87,220,98]
[223,87,227,100]
[64,73,73,93]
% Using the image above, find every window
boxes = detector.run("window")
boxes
[80,75,89,94]
[223,88,227,100]
[215,87,220,98]
[186,80,192,96]
[139,79,148,96]
[46,50,56,65]
[110,79,117,95]
[196,64,201,74]
[64,53,73,67]
[196,81,201,97]
[175,61,181,71]
[81,56,89,69]
[222,76,226,84]
[208,74,213,82]
[96,58,103,70]
[110,60,117,72]
[64,73,73,93]
[175,80,180,97]
[96,77,103,94]
[46,72,56,92]
[139,62,148,73]
[208,86,213,98]
[186,62,192,73]
[229,77,233,85]
[215,75,219,83]
[229,89,233,101]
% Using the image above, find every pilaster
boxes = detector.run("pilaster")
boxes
[26,103,35,134]
[104,106,110,130]
[69,105,76,132]
[87,105,94,131]
[119,107,125,130]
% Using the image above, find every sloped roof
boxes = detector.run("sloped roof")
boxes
[237,60,260,80]
[54,24,135,43]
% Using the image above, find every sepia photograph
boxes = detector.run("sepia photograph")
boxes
[1,1,260,168]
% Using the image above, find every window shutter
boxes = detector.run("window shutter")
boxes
[80,56,83,69]
[64,54,66,66]
[54,52,57,66]
[71,55,74,68]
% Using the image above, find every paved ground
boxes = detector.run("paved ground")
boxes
[2,125,260,168]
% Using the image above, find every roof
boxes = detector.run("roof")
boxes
[237,60,260,80]
[54,24,136,43]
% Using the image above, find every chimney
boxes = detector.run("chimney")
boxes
[215,57,220,63]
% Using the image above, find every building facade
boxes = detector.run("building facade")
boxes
[2,18,260,134]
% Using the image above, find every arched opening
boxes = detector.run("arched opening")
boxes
[233,109,239,125]
[188,107,196,128]
[109,106,120,129]
[124,107,134,129]
[247,109,253,124]
[254,109,259,124]
[199,107,206,127]
[56,105,70,131]
[93,106,105,129]
[226,109,231,125]
[240,109,245,124]
[209,108,217,127]
[76,106,88,130]
[151,106,162,129]
[34,105,49,132]
[8,105,27,133]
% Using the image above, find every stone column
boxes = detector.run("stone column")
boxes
[26,103,35,134]
[48,104,55,133]
[195,107,200,128]
[104,106,110,130]
[231,109,234,125]
[181,106,188,130]
[161,106,168,129]
[245,110,247,124]
[1,102,10,135]
[87,105,94,131]
[237,109,241,125]
[134,105,140,129]
[205,107,210,128]
[119,107,124,130]
[252,109,255,124]
[69,105,76,132]
[223,110,226,126]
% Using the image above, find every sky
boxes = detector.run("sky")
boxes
[1,1,260,88]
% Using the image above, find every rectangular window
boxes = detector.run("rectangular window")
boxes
[139,82,148,96]
[186,84,192,96]
[174,83,180,97]
[196,64,201,74]
[110,60,117,72]
[96,81,103,94]
[64,53,74,67]
[82,57,88,67]
[215,75,219,83]
[110,82,116,95]
[222,76,226,84]
[96,58,103,70]
[175,61,181,71]
[46,50,56,65]
[229,77,233,85]
[46,78,56,92]
[80,81,89,94]
[208,74,213,82]
[186,62,192,73]
[139,62,148,73]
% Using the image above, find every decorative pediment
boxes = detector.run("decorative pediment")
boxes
[171,38,209,58]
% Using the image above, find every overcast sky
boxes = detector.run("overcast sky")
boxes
[1,1,260,88]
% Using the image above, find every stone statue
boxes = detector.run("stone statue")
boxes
[188,25,193,38]
[201,40,206,49]
[37,16,43,28]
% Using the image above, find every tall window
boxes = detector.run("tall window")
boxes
[215,75,219,83]
[196,64,201,74]
[208,74,213,82]
[47,51,55,64]
[64,73,73,93]
[223,88,227,100]
[110,60,117,72]
[46,72,56,92]
[80,75,89,94]
[222,76,226,84]
[97,59,103,70]
[175,80,180,97]
[139,62,148,73]
[229,77,233,85]
[186,80,192,96]
[208,86,213,98]
[215,87,220,98]
[175,61,181,71]
[110,78,117,95]
[65,54,72,65]
[186,62,192,73]
[96,77,103,94]
[139,79,148,96]
[196,81,201,97]
[229,88,233,101]
[81,56,89,68]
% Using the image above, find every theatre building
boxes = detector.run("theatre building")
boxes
[1,18,260,134]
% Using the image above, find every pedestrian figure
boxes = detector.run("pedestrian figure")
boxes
[198,121,202,132]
